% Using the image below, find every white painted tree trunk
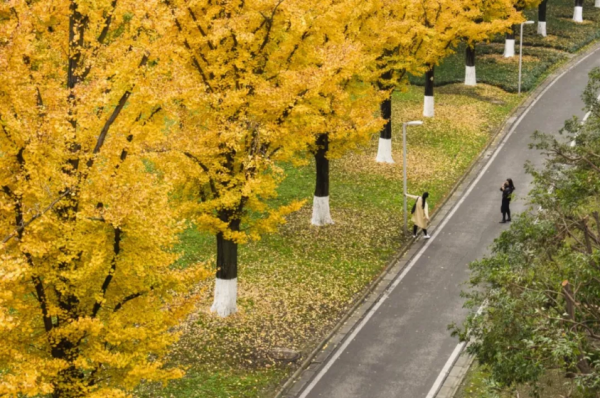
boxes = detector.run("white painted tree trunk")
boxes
[423,96,434,118]
[211,278,237,317]
[465,66,476,86]
[311,196,334,226]
[573,6,583,22]
[375,137,394,164]
[596,0,600,8]
[537,21,547,36]
[503,39,515,58]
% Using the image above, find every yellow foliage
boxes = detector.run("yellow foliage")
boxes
[461,0,525,45]
[160,0,391,243]
[0,0,210,396]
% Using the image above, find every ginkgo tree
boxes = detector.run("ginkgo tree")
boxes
[373,0,466,161]
[0,1,207,397]
[537,0,548,36]
[162,0,387,317]
[461,0,523,86]
[372,1,431,163]
[307,78,386,226]
[305,3,389,225]
[503,0,541,57]
[311,0,466,222]
[416,0,473,118]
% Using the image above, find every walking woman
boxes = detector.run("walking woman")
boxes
[500,178,515,223]
[406,192,431,239]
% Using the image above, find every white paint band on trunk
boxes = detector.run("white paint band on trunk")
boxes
[537,21,547,37]
[503,39,515,58]
[465,66,476,86]
[210,277,237,317]
[311,196,334,226]
[375,137,395,164]
[574,6,583,22]
[596,0,600,8]
[423,95,434,118]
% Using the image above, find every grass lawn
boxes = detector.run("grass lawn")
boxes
[520,0,600,53]
[409,42,567,93]
[138,84,520,398]
[137,1,599,396]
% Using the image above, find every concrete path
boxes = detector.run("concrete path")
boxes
[293,47,600,398]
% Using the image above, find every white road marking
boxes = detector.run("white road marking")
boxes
[569,94,599,146]
[425,342,465,398]
[298,46,600,398]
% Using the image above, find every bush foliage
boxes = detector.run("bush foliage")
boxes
[454,68,600,397]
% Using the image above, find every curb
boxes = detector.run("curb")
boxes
[274,39,600,398]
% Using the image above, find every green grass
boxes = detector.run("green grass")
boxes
[409,43,566,93]
[455,361,587,398]
[519,0,600,53]
[138,365,286,398]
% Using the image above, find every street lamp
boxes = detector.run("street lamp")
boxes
[518,20,535,94]
[403,120,423,236]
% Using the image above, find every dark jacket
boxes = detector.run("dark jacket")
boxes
[500,186,514,213]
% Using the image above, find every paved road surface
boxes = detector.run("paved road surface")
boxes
[297,48,600,398]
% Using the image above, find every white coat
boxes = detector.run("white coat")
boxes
[407,194,429,229]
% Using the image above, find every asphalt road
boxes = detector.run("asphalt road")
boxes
[296,48,600,398]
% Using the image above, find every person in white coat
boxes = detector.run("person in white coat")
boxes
[406,192,431,239]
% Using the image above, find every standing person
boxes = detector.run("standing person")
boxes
[500,178,515,223]
[406,192,431,239]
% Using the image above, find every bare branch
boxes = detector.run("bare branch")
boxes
[91,227,121,317]
[2,190,71,244]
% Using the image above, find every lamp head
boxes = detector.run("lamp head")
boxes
[525,20,535,25]
[407,121,424,126]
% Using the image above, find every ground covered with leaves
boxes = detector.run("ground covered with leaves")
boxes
[137,84,519,398]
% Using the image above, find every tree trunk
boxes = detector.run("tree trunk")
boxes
[51,338,85,398]
[423,66,434,117]
[211,217,240,317]
[504,28,516,58]
[465,46,476,86]
[538,0,548,36]
[574,0,584,22]
[312,134,334,226]
[53,365,86,398]
[375,97,394,163]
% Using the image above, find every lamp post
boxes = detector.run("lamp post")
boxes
[518,20,535,94]
[403,120,423,236]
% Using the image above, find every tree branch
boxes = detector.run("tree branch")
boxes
[184,152,218,197]
[91,227,121,317]
[113,290,152,312]
[85,54,148,169]
[32,274,54,332]
[2,190,71,244]
[166,1,214,92]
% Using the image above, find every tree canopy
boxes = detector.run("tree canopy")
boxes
[0,1,208,396]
